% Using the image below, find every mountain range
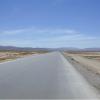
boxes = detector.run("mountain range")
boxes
[0,46,100,52]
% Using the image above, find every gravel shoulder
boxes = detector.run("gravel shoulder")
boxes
[63,53,100,95]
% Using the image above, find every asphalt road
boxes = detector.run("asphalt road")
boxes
[0,52,99,99]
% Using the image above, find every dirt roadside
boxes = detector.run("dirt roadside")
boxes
[0,51,37,63]
[63,52,100,94]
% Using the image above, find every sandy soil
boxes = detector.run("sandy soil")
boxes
[63,52,100,94]
[70,55,100,74]
[0,51,37,62]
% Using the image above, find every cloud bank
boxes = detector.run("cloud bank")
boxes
[0,27,99,48]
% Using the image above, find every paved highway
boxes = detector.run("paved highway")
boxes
[0,52,98,99]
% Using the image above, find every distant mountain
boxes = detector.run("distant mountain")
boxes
[57,47,100,52]
[0,46,81,52]
[0,46,50,52]
[0,46,100,52]
[55,47,80,51]
[83,48,100,52]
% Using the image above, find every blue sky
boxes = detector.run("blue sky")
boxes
[0,0,100,48]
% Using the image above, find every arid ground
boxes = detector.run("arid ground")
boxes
[64,51,100,94]
[0,51,48,63]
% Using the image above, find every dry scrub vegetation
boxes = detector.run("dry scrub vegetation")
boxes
[0,50,47,62]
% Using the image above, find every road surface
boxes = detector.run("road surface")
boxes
[0,52,99,99]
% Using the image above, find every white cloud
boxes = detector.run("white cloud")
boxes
[0,27,99,48]
[0,29,25,35]
[0,27,77,36]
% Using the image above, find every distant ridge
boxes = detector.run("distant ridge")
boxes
[83,48,100,52]
[0,46,100,52]
[0,46,50,52]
